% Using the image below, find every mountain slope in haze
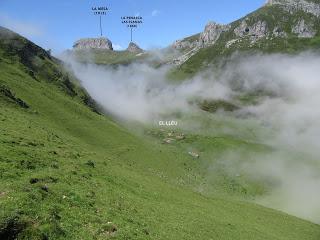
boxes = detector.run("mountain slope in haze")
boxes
[66,39,147,66]
[67,48,148,66]
[171,0,320,79]
[1,26,320,239]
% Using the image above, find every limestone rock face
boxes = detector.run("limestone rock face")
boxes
[199,22,230,46]
[292,19,316,37]
[234,20,268,41]
[172,39,198,49]
[234,21,248,38]
[272,27,288,37]
[73,37,113,50]
[172,21,230,50]
[266,0,320,17]
[171,46,201,65]
[127,42,143,53]
[170,0,320,66]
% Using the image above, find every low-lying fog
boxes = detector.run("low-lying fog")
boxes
[63,52,320,223]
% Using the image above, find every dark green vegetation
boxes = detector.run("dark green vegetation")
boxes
[1,24,320,240]
[0,85,29,109]
[172,4,320,79]
[198,99,239,113]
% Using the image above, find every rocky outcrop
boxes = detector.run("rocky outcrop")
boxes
[171,0,319,66]
[234,20,268,42]
[73,37,113,50]
[225,39,241,48]
[172,21,230,50]
[272,27,288,37]
[172,39,199,49]
[266,0,320,17]
[234,21,249,38]
[199,22,230,46]
[171,46,201,65]
[171,21,230,64]
[292,19,316,37]
[127,42,143,53]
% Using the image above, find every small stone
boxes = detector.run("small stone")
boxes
[30,178,39,184]
[143,229,150,235]
[175,134,185,140]
[85,160,95,168]
[188,151,200,158]
[103,222,118,235]
[41,185,49,192]
[163,138,174,144]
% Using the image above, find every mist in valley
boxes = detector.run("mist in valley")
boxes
[63,52,320,223]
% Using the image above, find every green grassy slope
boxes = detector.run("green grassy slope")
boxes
[172,4,320,79]
[1,27,320,239]
[68,49,147,65]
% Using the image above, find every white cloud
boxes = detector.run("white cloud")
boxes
[151,9,160,17]
[0,13,44,38]
[63,52,320,224]
[113,44,123,51]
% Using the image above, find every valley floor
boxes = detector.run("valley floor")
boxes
[1,46,320,239]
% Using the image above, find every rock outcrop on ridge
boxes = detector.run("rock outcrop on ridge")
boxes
[199,22,231,46]
[171,0,320,65]
[126,42,143,53]
[266,0,320,17]
[73,37,113,50]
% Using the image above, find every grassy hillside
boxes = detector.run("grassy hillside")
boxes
[1,26,320,239]
[171,4,320,79]
[68,49,147,65]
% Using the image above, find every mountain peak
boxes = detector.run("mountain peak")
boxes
[267,0,318,4]
[73,37,113,50]
[127,42,143,53]
[266,0,320,17]
[199,21,230,46]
